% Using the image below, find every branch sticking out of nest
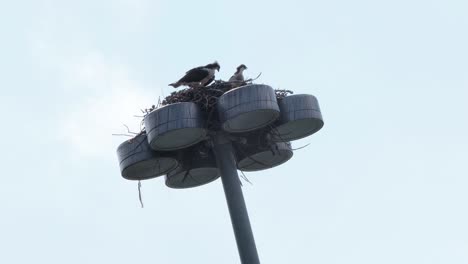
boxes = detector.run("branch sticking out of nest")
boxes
[227,72,263,85]
[112,124,143,138]
[274,89,294,100]
[141,105,156,114]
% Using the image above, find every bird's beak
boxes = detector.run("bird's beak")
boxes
[217,68,220,72]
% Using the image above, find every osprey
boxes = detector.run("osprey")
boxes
[228,64,248,87]
[169,61,220,88]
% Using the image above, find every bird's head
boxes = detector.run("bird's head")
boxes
[237,64,247,72]
[206,61,220,72]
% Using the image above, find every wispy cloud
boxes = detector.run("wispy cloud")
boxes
[26,1,160,159]
[57,53,156,159]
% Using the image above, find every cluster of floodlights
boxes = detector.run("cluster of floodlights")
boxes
[116,84,324,188]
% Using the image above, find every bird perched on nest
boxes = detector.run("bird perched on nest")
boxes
[228,64,248,88]
[169,61,220,88]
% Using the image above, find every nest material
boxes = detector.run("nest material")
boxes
[161,81,293,112]
[274,89,294,100]
[138,81,294,131]
[161,81,234,112]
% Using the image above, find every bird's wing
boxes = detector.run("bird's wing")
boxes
[177,68,209,83]
[186,66,205,74]
[229,73,244,82]
[204,75,215,86]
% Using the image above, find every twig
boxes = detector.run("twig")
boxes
[228,72,262,85]
[123,124,139,135]
[292,143,311,151]
[239,170,253,185]
[248,72,262,82]
[138,181,144,208]
[111,133,134,137]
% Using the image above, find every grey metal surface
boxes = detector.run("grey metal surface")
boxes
[117,133,179,180]
[218,84,280,133]
[212,133,260,264]
[235,137,293,171]
[144,102,207,151]
[273,94,324,141]
[165,144,219,188]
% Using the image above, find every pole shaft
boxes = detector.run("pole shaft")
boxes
[212,134,260,264]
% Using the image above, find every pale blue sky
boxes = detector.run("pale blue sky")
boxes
[1,0,467,263]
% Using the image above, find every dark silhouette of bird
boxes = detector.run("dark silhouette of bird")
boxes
[169,61,220,88]
[228,64,248,88]
[229,64,247,83]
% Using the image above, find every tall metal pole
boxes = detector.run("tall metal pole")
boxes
[212,133,261,264]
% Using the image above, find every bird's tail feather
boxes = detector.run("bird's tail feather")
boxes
[168,82,179,88]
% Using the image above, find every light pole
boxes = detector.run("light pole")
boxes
[212,133,260,264]
[116,84,323,264]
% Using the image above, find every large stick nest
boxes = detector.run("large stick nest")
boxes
[162,80,292,112]
[139,78,293,131]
